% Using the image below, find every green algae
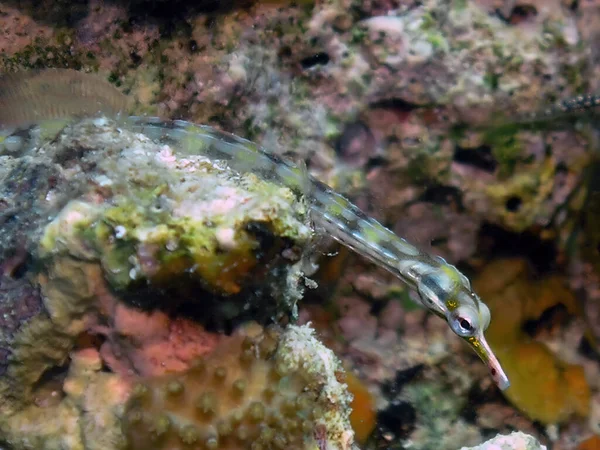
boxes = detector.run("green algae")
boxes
[35,117,312,310]
[1,35,98,72]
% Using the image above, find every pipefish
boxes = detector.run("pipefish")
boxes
[124,92,599,392]
[18,70,600,390]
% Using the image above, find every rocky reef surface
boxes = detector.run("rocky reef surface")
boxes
[0,118,356,450]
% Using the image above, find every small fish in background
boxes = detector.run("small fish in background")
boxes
[0,68,133,129]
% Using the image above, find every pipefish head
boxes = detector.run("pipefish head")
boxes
[417,263,510,391]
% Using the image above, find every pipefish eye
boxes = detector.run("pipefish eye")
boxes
[449,306,479,337]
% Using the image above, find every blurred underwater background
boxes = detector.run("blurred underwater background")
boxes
[1,0,600,449]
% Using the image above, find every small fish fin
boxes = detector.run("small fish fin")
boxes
[0,68,133,129]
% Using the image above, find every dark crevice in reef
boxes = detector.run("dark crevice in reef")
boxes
[118,276,271,334]
[381,364,425,398]
[2,0,260,27]
[453,144,498,173]
[368,97,421,113]
[374,400,417,442]
[300,52,330,69]
[416,184,465,210]
[496,4,538,25]
[522,303,571,338]
[504,195,522,212]
[477,222,558,274]
[0,0,89,27]
[461,378,508,426]
[31,362,70,394]
[114,221,300,334]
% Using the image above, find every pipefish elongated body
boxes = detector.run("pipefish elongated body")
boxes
[24,72,600,391]
[125,92,600,392]
[112,115,511,391]
[121,93,599,390]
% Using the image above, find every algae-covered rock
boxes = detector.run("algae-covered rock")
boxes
[14,116,312,322]
[0,117,321,448]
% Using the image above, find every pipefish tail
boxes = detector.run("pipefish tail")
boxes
[0,69,510,390]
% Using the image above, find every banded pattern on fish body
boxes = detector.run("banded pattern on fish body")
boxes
[0,69,132,128]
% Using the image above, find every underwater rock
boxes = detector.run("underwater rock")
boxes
[0,117,320,447]
[458,431,547,450]
[17,116,311,320]
[2,323,354,450]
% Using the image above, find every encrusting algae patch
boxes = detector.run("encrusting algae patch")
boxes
[473,258,591,425]
[345,372,376,445]
[32,117,313,323]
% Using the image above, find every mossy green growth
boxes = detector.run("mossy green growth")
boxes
[37,117,313,305]
[91,198,263,294]
[481,126,522,178]
[0,35,98,72]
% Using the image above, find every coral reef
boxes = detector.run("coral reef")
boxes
[0,117,324,448]
[2,347,130,450]
[1,0,600,448]
[14,116,311,318]
[0,0,594,257]
[2,323,355,450]
[124,324,353,450]
[300,286,491,450]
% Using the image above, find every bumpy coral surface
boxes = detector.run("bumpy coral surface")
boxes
[1,323,354,450]
[124,324,354,450]
[2,347,131,450]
